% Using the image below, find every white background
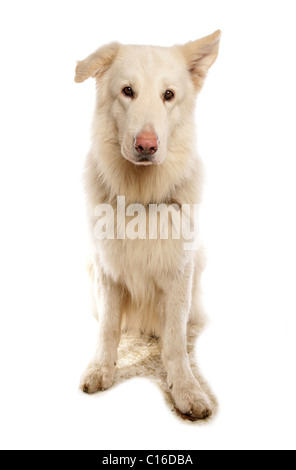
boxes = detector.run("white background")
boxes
[0,0,295,451]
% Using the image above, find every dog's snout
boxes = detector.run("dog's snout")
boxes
[134,132,159,156]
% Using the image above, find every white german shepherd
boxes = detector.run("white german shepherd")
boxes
[75,30,220,420]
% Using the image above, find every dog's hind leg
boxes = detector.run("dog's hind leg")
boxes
[188,251,207,332]
[86,259,99,320]
[80,269,124,394]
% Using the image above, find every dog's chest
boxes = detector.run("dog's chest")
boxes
[91,203,192,285]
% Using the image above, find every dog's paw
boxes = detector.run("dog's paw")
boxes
[80,362,116,394]
[172,382,212,421]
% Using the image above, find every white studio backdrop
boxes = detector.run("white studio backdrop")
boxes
[0,0,295,450]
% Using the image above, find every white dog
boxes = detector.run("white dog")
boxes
[75,30,220,420]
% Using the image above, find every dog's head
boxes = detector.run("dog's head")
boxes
[75,31,220,166]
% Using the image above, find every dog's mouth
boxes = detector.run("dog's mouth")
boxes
[121,148,161,166]
[126,155,163,166]
[133,155,155,166]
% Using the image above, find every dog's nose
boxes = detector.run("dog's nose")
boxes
[134,132,159,156]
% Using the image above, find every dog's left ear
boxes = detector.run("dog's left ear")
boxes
[75,42,119,83]
[182,30,221,90]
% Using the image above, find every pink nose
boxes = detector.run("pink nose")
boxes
[134,131,159,156]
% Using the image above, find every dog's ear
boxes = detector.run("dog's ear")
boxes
[182,30,221,90]
[75,42,120,83]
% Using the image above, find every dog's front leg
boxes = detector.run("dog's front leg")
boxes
[80,271,123,394]
[162,262,212,420]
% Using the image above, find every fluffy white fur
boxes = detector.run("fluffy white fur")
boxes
[75,31,220,421]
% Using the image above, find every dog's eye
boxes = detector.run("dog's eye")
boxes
[122,86,134,98]
[164,90,175,101]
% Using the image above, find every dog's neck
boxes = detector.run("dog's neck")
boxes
[85,141,202,209]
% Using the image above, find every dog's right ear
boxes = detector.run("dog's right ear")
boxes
[75,42,119,83]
